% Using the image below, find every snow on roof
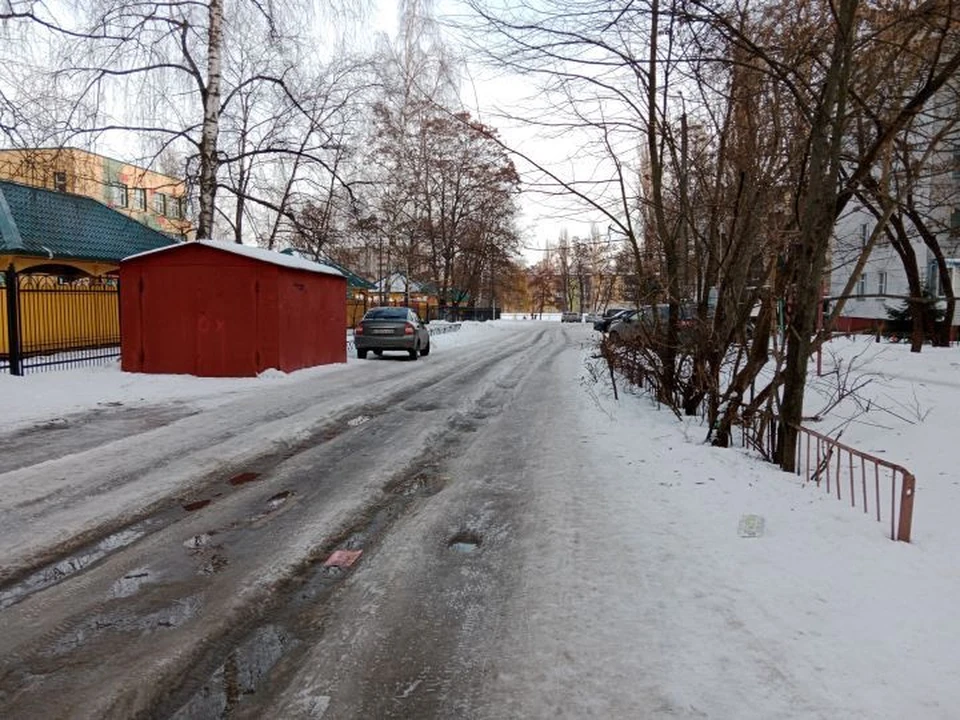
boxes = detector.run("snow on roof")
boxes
[373,271,430,293]
[123,239,345,278]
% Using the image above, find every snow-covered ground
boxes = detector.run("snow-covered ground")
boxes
[0,321,475,433]
[1,323,957,716]
[574,335,960,717]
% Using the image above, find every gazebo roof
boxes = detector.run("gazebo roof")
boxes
[0,179,177,263]
[279,248,373,289]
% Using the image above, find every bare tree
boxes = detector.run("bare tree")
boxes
[2,0,367,241]
[463,0,960,470]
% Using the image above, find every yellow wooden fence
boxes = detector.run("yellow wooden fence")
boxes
[0,276,120,356]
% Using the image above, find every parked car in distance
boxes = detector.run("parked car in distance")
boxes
[354,307,431,360]
[607,303,702,343]
[561,311,583,323]
[593,308,631,332]
[605,309,642,340]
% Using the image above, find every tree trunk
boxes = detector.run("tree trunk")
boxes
[906,208,955,347]
[233,160,247,244]
[197,0,224,240]
[777,0,858,472]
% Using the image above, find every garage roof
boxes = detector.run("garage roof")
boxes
[124,239,345,277]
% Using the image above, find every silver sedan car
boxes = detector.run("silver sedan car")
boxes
[354,307,431,360]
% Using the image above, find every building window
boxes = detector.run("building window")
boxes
[856,273,866,298]
[859,223,869,247]
[133,188,147,211]
[111,183,128,208]
[953,144,960,181]
[928,261,943,297]
[168,197,181,219]
[878,271,887,297]
[53,171,67,192]
[154,192,167,216]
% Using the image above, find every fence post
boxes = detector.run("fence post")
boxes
[897,473,916,543]
[5,264,21,376]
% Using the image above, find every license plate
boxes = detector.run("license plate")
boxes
[371,328,393,335]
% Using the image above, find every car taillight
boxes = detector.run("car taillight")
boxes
[355,325,364,335]
[404,323,415,335]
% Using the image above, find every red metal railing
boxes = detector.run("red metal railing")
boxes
[793,425,915,542]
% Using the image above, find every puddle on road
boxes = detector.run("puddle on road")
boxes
[0,520,165,610]
[170,625,292,720]
[50,595,202,655]
[448,531,482,554]
[166,472,449,719]
[110,569,155,599]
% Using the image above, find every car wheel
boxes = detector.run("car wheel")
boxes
[374,349,383,357]
[409,345,419,360]
[357,349,368,359]
[420,342,430,357]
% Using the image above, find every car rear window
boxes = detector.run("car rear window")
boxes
[364,308,409,320]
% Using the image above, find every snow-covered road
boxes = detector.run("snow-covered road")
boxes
[1,322,957,719]
[0,321,568,717]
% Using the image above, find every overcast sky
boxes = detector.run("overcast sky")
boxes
[373,0,608,264]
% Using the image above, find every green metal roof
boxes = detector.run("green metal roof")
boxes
[0,180,178,263]
[280,248,374,290]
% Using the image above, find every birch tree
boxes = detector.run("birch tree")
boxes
[3,0,365,239]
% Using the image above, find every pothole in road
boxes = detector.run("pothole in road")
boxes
[183,532,218,550]
[448,531,482,553]
[228,472,262,486]
[266,490,293,510]
[164,467,450,718]
[198,554,229,576]
[405,401,441,412]
[389,470,447,498]
[182,498,212,512]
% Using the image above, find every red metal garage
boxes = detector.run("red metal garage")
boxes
[120,240,346,376]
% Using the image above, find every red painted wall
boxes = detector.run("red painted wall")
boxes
[832,316,880,334]
[121,243,346,377]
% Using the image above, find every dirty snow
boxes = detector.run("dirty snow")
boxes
[1,324,957,716]
[0,321,481,433]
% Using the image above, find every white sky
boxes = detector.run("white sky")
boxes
[373,1,606,264]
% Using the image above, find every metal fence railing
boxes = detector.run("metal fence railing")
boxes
[2,267,121,375]
[794,425,915,542]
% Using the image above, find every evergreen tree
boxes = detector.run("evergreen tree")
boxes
[884,286,944,342]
